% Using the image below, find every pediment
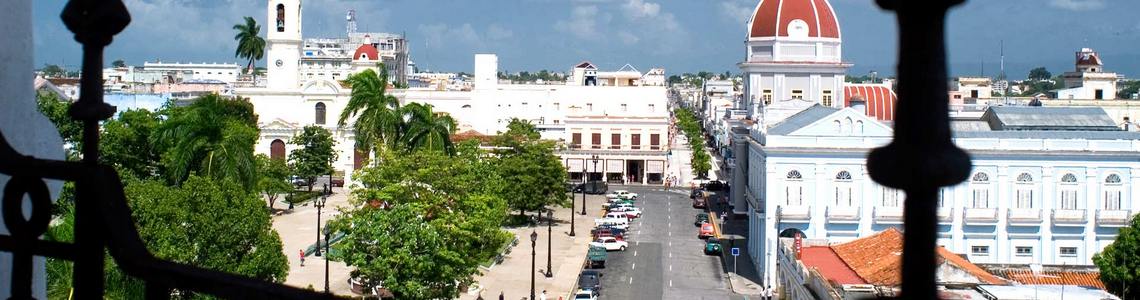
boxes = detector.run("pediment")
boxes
[785,108,893,137]
[302,80,341,95]
[262,118,300,130]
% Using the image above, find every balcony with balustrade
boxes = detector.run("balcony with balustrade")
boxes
[937,208,953,224]
[825,206,861,224]
[1050,209,1088,226]
[1007,208,1043,226]
[873,206,904,224]
[962,208,999,225]
[778,205,811,223]
[1096,210,1133,227]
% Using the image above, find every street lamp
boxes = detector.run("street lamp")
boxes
[545,211,553,278]
[314,193,328,256]
[580,166,587,216]
[323,226,331,293]
[590,154,600,186]
[530,231,538,300]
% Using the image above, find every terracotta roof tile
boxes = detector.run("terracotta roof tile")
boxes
[845,84,897,122]
[800,246,866,285]
[830,228,1006,286]
[991,269,1105,289]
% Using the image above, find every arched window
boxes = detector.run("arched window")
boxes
[270,139,286,160]
[834,120,842,133]
[785,170,803,206]
[1014,173,1034,209]
[276,4,285,32]
[856,120,864,134]
[844,117,854,134]
[1104,174,1123,210]
[971,172,990,208]
[315,102,326,125]
[834,171,853,206]
[1059,173,1078,210]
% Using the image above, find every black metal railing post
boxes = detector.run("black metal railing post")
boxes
[868,0,972,298]
[60,0,130,297]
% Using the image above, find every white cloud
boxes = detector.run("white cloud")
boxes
[554,5,607,40]
[719,0,754,25]
[1048,0,1106,11]
[418,23,514,50]
[554,0,686,54]
[487,24,514,40]
[617,31,640,45]
[622,0,661,19]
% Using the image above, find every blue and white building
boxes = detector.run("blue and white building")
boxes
[744,104,1140,286]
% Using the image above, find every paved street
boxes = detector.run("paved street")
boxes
[597,186,744,300]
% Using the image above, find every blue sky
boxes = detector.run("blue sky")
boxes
[32,0,1140,79]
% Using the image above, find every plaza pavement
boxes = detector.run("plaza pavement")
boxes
[270,188,355,295]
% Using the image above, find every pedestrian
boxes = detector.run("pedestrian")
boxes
[539,290,547,300]
[499,291,504,300]
[765,285,775,300]
[299,249,305,267]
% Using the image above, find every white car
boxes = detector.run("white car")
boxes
[590,237,629,251]
[594,218,629,230]
[605,190,638,199]
[609,206,642,218]
[573,290,598,300]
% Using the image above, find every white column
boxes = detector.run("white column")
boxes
[1041,167,1055,264]
[996,166,1011,262]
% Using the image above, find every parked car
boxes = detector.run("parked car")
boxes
[704,237,722,255]
[590,237,629,251]
[608,206,642,218]
[702,180,726,191]
[578,270,603,295]
[695,213,710,226]
[586,245,607,268]
[573,181,609,194]
[604,212,631,221]
[593,226,626,237]
[699,223,716,239]
[604,190,638,199]
[594,218,629,230]
[593,230,624,242]
[290,176,308,187]
[692,196,706,208]
[573,290,598,300]
[330,177,345,187]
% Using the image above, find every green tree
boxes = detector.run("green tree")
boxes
[155,94,259,189]
[102,109,163,180]
[289,125,337,192]
[492,119,569,215]
[257,154,293,208]
[667,75,682,85]
[112,59,127,68]
[1118,80,1140,99]
[1094,217,1140,299]
[401,102,458,154]
[233,16,266,75]
[35,92,83,157]
[334,147,509,300]
[41,64,66,77]
[1027,67,1052,81]
[340,66,401,157]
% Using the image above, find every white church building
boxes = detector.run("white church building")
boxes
[239,0,671,185]
[733,0,1140,288]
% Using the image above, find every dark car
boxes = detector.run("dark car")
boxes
[331,177,345,187]
[578,270,603,295]
[692,196,706,209]
[690,188,704,199]
[695,213,709,226]
[704,237,722,255]
[573,181,609,195]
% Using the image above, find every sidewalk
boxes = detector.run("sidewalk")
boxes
[271,188,354,294]
[459,194,609,300]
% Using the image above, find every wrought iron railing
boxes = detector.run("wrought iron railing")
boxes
[867,0,972,298]
[0,0,337,299]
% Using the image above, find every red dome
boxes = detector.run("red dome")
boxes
[749,0,841,39]
[353,44,379,61]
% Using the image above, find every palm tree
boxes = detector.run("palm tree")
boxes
[339,65,401,158]
[155,94,259,190]
[233,16,266,76]
[401,102,457,154]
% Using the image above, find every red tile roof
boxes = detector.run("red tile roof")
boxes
[801,246,866,285]
[991,269,1106,289]
[353,44,379,61]
[749,0,841,39]
[830,228,1006,286]
[844,84,897,122]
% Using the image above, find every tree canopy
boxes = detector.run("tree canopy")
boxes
[102,109,163,180]
[257,154,293,208]
[1028,67,1052,81]
[233,16,266,74]
[341,65,457,157]
[1094,217,1140,298]
[674,108,712,178]
[288,125,337,191]
[491,119,569,215]
[155,94,260,189]
[112,59,127,68]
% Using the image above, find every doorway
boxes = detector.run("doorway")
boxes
[626,160,644,184]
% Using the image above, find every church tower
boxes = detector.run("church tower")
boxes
[266,0,302,90]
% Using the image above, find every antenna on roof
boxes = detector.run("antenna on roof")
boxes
[346,9,357,36]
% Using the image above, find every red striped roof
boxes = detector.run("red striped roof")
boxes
[844,84,897,122]
[992,269,1106,289]
[749,0,841,39]
[801,246,866,285]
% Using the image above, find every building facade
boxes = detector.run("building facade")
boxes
[745,105,1140,287]
[1058,48,1118,100]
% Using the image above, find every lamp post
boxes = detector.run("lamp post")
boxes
[323,227,330,293]
[530,231,538,300]
[590,154,600,186]
[545,211,553,278]
[314,193,327,256]
[580,166,587,216]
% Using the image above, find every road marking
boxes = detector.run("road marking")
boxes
[670,280,674,287]
[669,241,672,246]
[669,252,673,258]
[638,230,642,235]
[670,265,673,271]
[632,263,636,270]
[668,215,672,219]
[634,251,638,257]
[629,277,633,284]
[636,241,640,246]
[668,231,671,236]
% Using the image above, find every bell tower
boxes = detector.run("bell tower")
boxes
[266,0,301,90]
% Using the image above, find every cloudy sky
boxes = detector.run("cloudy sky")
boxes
[32,0,1140,79]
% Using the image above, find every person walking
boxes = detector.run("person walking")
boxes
[299,249,305,267]
[498,291,504,300]
[539,290,547,300]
